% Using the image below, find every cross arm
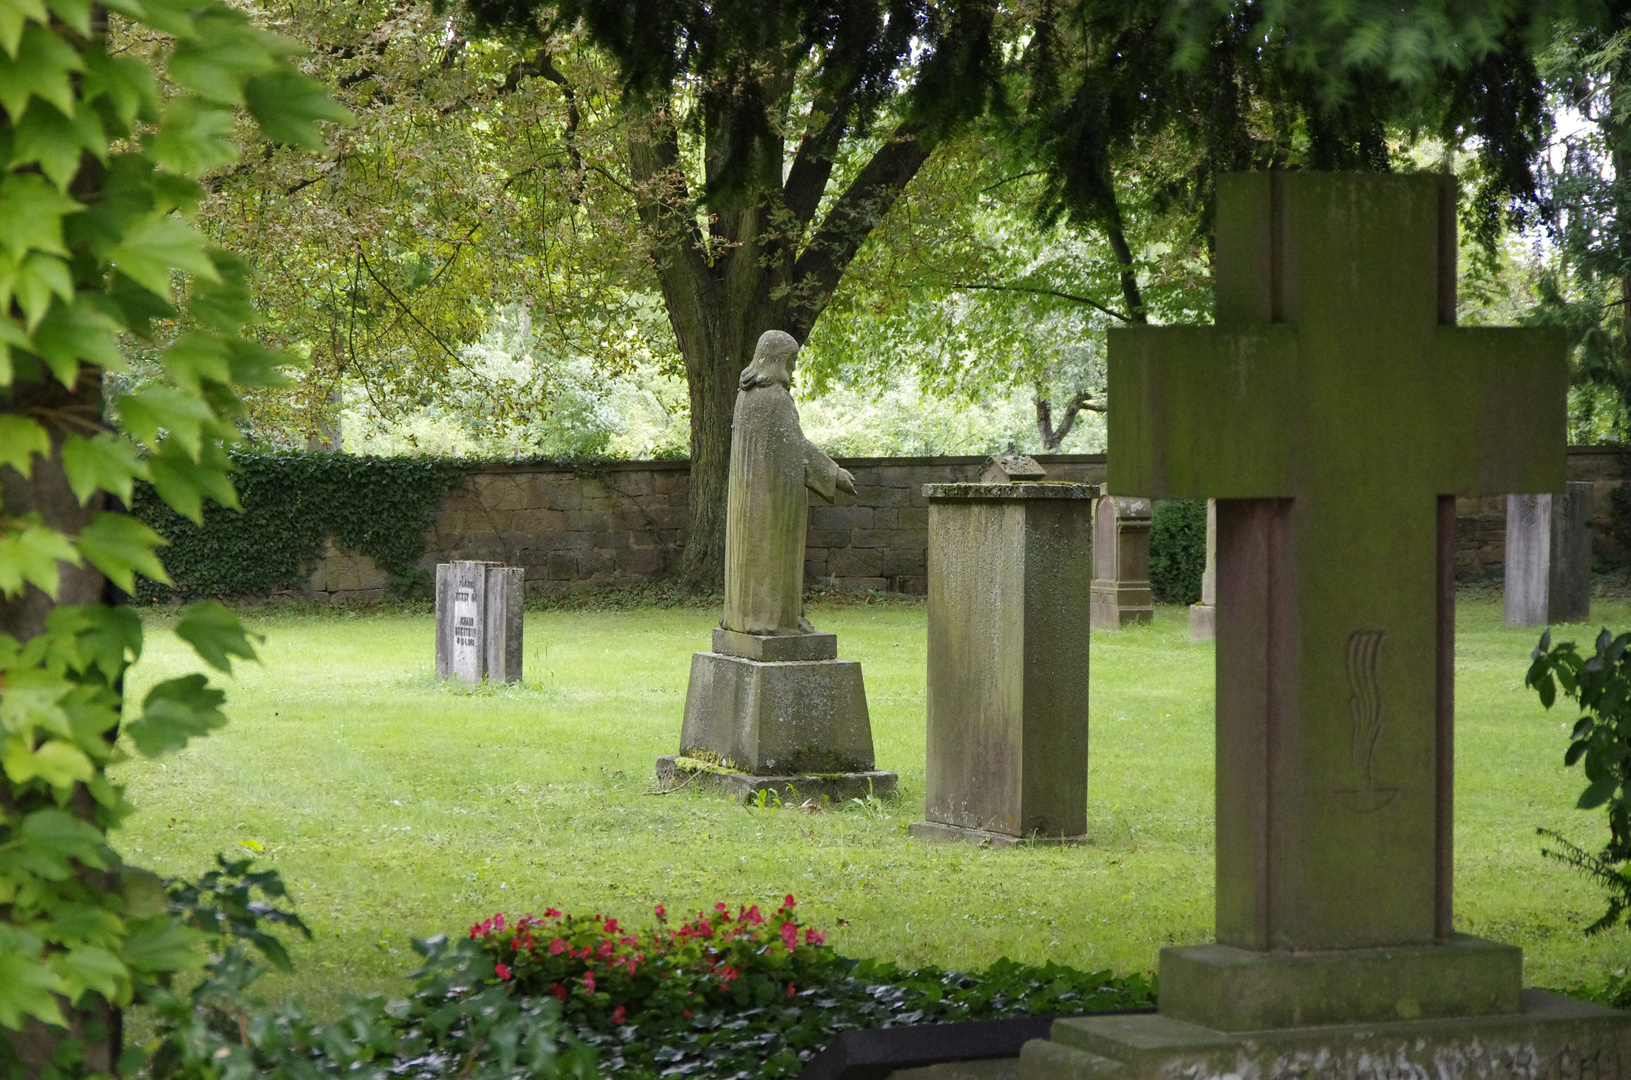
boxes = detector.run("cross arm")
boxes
[1108,325,1301,500]
[1430,327,1567,496]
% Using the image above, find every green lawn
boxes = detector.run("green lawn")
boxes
[111,596,1631,1017]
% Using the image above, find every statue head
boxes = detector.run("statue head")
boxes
[739,330,799,390]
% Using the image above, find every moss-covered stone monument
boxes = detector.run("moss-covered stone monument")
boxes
[1021,173,1631,1077]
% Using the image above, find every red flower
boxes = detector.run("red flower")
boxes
[742,905,763,925]
[683,1009,693,1018]
[611,1005,627,1025]
[493,913,507,931]
[654,903,666,920]
[495,963,512,981]
[583,971,597,994]
[604,918,621,934]
[782,894,796,910]
[551,983,568,1001]
[804,927,826,946]
[545,908,562,918]
[787,982,796,998]
[781,922,799,952]
[548,939,567,955]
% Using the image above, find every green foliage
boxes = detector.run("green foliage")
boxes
[1527,627,1631,932]
[1148,500,1206,605]
[471,898,1154,1079]
[133,858,595,1079]
[0,0,346,1067]
[130,454,461,601]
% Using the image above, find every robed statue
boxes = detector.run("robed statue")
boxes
[722,330,856,635]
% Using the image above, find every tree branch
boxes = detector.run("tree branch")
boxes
[948,280,1130,322]
[788,122,932,338]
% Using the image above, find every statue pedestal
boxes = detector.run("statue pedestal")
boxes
[659,630,895,805]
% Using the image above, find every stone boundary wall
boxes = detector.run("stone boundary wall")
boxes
[295,448,1628,602]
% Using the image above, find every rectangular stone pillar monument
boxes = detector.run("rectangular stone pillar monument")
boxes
[911,482,1096,846]
[1021,173,1630,1079]
[1505,481,1593,626]
[435,560,524,684]
[1090,494,1153,630]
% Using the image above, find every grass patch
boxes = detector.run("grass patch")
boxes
[112,596,1631,1024]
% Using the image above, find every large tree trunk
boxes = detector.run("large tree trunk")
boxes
[627,94,932,590]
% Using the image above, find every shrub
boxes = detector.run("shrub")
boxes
[1526,627,1631,932]
[1148,500,1207,604]
[473,898,1156,1079]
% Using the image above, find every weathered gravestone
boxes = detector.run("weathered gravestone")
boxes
[1504,481,1593,627]
[434,560,523,684]
[1188,500,1216,642]
[1021,173,1631,1079]
[911,482,1097,846]
[657,331,896,804]
[1089,494,1153,630]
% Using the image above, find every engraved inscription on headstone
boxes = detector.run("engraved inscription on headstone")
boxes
[436,560,524,684]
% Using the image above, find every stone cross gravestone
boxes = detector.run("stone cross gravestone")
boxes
[1504,481,1593,626]
[912,482,1097,846]
[1021,174,1631,1078]
[435,560,524,684]
[658,331,896,804]
[1089,494,1153,630]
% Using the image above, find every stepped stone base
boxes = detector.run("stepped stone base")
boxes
[1018,990,1631,1080]
[908,821,1087,849]
[655,755,896,806]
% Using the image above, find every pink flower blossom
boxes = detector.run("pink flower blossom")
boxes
[551,983,567,1001]
[545,908,562,918]
[583,971,596,994]
[495,963,512,981]
[548,939,567,955]
[787,982,796,998]
[804,927,826,946]
[782,894,796,910]
[611,1005,627,1025]
[781,922,799,952]
[654,903,666,920]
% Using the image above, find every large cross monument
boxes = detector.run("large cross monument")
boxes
[1022,173,1631,1077]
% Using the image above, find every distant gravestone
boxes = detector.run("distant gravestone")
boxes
[1504,481,1593,626]
[1189,499,1217,642]
[912,482,1096,846]
[435,560,524,684]
[1089,494,1153,630]
[981,446,1047,484]
[1018,174,1631,1078]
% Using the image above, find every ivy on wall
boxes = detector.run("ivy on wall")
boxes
[1149,498,1208,605]
[132,453,462,601]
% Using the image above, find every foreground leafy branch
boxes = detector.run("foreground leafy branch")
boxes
[0,0,348,1073]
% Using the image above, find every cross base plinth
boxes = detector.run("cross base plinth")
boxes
[1018,990,1631,1080]
[1159,935,1521,1031]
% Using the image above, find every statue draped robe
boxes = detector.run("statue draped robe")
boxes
[722,381,842,634]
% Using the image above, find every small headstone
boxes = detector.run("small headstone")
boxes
[981,444,1047,484]
[912,481,1097,846]
[1089,494,1153,630]
[435,560,524,684]
[1504,481,1592,626]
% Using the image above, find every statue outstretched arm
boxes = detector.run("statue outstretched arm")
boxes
[803,441,855,503]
